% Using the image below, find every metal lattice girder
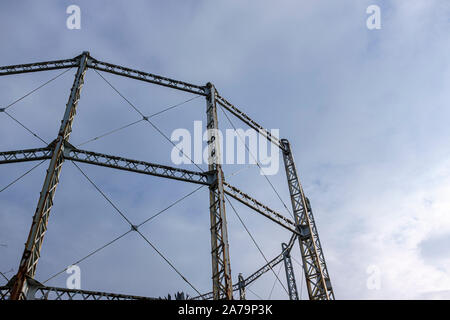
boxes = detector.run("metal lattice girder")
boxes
[0,145,209,185]
[36,286,156,300]
[0,285,155,300]
[87,57,206,95]
[215,92,285,151]
[0,58,78,76]
[10,52,89,300]
[63,146,209,185]
[282,242,299,300]
[191,234,296,300]
[281,138,334,300]
[223,182,299,235]
[0,147,52,164]
[206,83,233,300]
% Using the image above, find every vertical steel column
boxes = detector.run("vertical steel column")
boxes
[10,52,89,300]
[281,139,334,300]
[206,82,233,300]
[282,242,299,300]
[238,273,246,300]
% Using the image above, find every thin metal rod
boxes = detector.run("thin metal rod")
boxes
[2,68,73,111]
[71,161,204,298]
[0,160,47,193]
[2,111,48,144]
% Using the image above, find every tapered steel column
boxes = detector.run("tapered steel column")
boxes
[282,242,299,300]
[281,139,334,300]
[206,82,233,300]
[10,52,89,300]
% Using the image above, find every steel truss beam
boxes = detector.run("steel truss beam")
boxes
[223,182,299,235]
[63,146,209,185]
[282,242,299,300]
[9,52,89,300]
[215,92,284,151]
[0,284,155,300]
[206,83,233,300]
[0,58,78,76]
[0,147,52,164]
[281,139,334,300]
[87,57,206,95]
[0,145,208,185]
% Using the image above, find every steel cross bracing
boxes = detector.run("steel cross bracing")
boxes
[0,51,334,300]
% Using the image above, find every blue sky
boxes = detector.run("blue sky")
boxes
[1,0,450,299]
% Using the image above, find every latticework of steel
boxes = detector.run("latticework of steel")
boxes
[0,51,335,300]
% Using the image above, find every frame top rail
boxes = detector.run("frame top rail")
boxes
[87,57,207,96]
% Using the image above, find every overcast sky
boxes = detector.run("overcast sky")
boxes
[1,0,450,300]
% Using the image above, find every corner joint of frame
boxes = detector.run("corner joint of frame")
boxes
[206,170,217,185]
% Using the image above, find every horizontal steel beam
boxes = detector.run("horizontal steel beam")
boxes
[215,93,285,152]
[192,234,297,300]
[0,54,205,95]
[223,182,298,235]
[0,145,209,185]
[0,285,155,300]
[87,57,206,95]
[64,146,210,185]
[0,147,52,164]
[0,58,78,76]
